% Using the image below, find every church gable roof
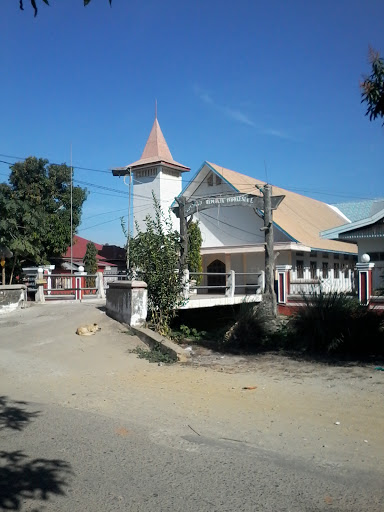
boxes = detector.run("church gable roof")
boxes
[181,161,357,254]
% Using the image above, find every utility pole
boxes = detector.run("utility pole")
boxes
[176,197,188,271]
[260,184,277,318]
[124,170,132,271]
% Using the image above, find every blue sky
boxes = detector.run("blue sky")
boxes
[1,0,383,247]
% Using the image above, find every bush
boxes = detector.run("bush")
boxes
[288,291,384,356]
[219,302,282,353]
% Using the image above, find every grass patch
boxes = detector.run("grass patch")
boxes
[132,343,177,364]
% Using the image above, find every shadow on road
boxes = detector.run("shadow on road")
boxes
[0,396,73,511]
[0,396,40,432]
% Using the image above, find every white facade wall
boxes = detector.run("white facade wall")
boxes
[195,203,290,247]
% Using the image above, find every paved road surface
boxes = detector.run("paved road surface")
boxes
[0,302,383,511]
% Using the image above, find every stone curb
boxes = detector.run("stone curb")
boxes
[129,325,190,363]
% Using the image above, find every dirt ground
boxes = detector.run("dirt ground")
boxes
[1,301,383,480]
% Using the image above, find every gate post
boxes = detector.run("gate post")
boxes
[356,260,375,305]
[74,266,87,301]
[276,265,292,304]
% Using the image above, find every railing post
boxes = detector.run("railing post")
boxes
[258,271,265,293]
[182,269,190,300]
[276,265,292,304]
[226,270,235,298]
[96,272,105,299]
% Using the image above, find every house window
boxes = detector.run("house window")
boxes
[207,173,213,186]
[296,251,304,256]
[215,175,222,185]
[334,253,339,259]
[334,263,340,279]
[322,262,329,278]
[311,251,317,258]
[296,260,304,279]
[323,252,329,259]
[310,261,317,279]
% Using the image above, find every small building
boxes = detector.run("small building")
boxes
[321,199,384,293]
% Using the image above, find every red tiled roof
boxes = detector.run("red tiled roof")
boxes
[63,236,103,260]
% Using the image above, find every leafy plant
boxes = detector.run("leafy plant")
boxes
[187,221,203,284]
[171,324,207,343]
[83,241,98,288]
[128,194,185,335]
[19,0,112,17]
[288,291,384,355]
[0,157,87,283]
[361,48,384,125]
[219,301,280,353]
[132,344,177,364]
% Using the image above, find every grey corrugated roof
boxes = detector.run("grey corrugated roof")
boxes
[334,199,384,222]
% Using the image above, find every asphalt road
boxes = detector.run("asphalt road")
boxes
[0,302,383,511]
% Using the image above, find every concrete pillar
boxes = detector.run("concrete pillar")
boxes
[258,271,265,294]
[355,262,375,305]
[74,270,87,301]
[182,269,190,300]
[96,272,105,299]
[276,265,292,304]
[225,270,235,298]
[106,281,148,327]
[35,268,46,303]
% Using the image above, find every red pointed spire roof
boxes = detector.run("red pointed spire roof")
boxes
[140,118,174,162]
[128,116,190,172]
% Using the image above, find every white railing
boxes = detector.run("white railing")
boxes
[289,268,354,295]
[183,270,265,298]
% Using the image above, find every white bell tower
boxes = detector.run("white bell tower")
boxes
[113,113,190,236]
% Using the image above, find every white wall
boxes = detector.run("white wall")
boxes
[132,166,183,236]
[195,205,290,247]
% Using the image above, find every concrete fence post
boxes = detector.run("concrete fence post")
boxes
[35,268,45,303]
[355,262,375,305]
[225,270,235,298]
[276,265,292,304]
[96,272,105,299]
[106,281,148,327]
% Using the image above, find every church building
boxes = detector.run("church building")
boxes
[113,114,358,294]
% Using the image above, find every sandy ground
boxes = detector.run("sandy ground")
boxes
[1,301,383,480]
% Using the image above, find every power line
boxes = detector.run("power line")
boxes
[1,152,381,202]
[78,216,123,232]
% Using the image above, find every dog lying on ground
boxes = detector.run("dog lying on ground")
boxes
[76,323,101,336]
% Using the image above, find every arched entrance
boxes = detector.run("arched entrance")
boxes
[207,259,226,294]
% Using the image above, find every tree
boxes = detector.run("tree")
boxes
[19,0,112,17]
[83,242,98,274]
[361,48,384,125]
[128,195,184,335]
[83,241,98,289]
[0,156,87,283]
[187,221,202,282]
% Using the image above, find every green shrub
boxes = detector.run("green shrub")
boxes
[219,302,281,353]
[132,344,177,364]
[288,291,384,356]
